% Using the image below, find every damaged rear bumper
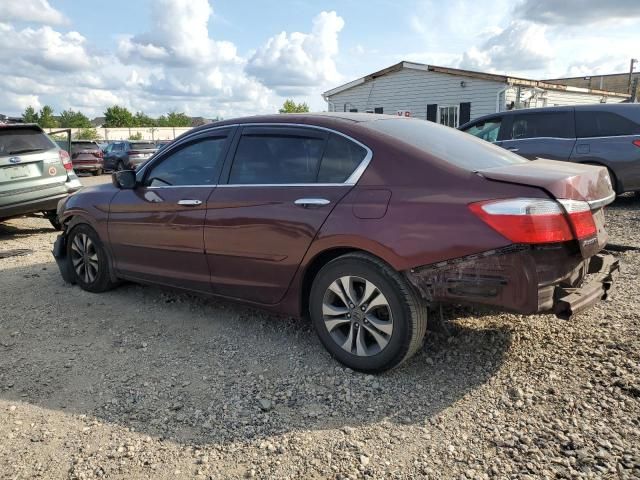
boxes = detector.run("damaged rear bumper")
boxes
[405,245,619,320]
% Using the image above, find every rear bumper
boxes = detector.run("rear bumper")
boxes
[0,177,82,219]
[405,245,619,320]
[72,161,103,171]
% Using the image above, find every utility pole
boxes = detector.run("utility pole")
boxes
[628,58,638,94]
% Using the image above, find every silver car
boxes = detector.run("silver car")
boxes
[0,122,82,229]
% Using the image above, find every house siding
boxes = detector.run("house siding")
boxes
[326,68,507,122]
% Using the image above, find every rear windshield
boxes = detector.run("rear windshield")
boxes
[130,141,156,149]
[0,128,55,157]
[366,117,527,170]
[71,142,98,151]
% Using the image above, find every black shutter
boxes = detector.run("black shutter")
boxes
[459,102,471,125]
[374,107,383,114]
[349,108,358,113]
[426,104,438,122]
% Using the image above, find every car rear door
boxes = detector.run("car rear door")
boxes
[204,125,370,305]
[500,109,576,160]
[108,129,232,292]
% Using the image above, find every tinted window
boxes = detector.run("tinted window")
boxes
[0,128,55,156]
[464,118,502,142]
[509,112,573,139]
[145,137,227,187]
[318,134,367,183]
[71,142,97,151]
[130,141,156,149]
[576,111,640,137]
[229,134,324,184]
[366,117,527,170]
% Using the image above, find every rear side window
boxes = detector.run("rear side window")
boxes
[145,137,227,187]
[229,134,325,184]
[508,112,574,139]
[318,134,367,183]
[463,118,502,142]
[0,128,55,157]
[576,111,640,137]
[366,117,527,170]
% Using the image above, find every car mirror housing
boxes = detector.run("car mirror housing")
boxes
[112,170,137,189]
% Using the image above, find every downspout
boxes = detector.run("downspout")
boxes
[496,85,508,113]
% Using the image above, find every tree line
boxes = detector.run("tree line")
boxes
[21,105,194,128]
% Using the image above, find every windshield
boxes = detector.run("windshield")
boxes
[0,128,56,157]
[365,117,527,170]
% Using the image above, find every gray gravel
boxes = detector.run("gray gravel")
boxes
[0,177,638,479]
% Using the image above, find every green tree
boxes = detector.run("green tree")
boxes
[22,106,39,123]
[133,111,157,127]
[59,109,92,128]
[279,99,309,114]
[103,105,135,127]
[75,128,101,141]
[38,105,58,128]
[158,111,191,127]
[128,132,143,140]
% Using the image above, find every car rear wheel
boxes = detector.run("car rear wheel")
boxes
[66,224,118,293]
[93,168,103,176]
[43,210,62,231]
[309,252,427,373]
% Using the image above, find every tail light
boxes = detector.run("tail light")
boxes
[632,139,640,148]
[59,150,73,171]
[469,198,597,244]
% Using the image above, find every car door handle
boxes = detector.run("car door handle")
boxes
[177,199,202,206]
[294,198,331,208]
[507,147,519,152]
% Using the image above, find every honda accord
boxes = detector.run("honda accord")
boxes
[52,113,619,372]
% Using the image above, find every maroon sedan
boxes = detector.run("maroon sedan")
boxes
[53,113,618,372]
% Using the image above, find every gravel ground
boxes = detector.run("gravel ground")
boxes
[0,176,638,479]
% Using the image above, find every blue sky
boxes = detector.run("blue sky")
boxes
[0,0,638,119]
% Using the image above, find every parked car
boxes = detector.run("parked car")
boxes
[0,122,82,229]
[69,141,104,175]
[459,104,640,195]
[103,140,157,171]
[52,113,618,372]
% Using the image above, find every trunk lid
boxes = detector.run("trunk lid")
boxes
[477,159,613,203]
[477,159,614,258]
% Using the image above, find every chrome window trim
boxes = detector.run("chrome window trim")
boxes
[137,122,373,187]
[502,137,577,142]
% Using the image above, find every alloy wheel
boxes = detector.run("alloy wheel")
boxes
[70,233,99,284]
[322,276,393,356]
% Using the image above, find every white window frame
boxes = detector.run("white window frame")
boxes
[437,105,460,128]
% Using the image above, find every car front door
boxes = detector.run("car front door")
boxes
[500,110,577,160]
[204,126,370,305]
[108,130,232,292]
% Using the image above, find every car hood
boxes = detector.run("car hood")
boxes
[478,159,614,204]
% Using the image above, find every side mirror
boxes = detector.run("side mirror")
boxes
[112,170,137,189]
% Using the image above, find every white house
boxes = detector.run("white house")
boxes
[322,62,629,127]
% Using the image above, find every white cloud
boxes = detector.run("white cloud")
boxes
[246,11,345,95]
[515,0,640,25]
[0,0,67,26]
[117,0,238,67]
[459,21,552,74]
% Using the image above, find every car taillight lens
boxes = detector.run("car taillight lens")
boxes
[59,150,73,171]
[633,139,640,148]
[469,198,597,244]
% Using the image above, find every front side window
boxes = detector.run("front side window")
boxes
[438,106,459,128]
[145,137,227,187]
[509,112,573,139]
[318,134,367,183]
[576,111,640,137]
[464,118,502,142]
[229,134,325,184]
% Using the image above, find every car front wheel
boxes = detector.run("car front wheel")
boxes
[66,224,118,293]
[310,252,427,373]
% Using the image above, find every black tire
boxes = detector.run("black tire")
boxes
[309,252,427,373]
[93,168,103,176]
[116,161,124,171]
[66,224,118,293]
[43,210,62,231]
